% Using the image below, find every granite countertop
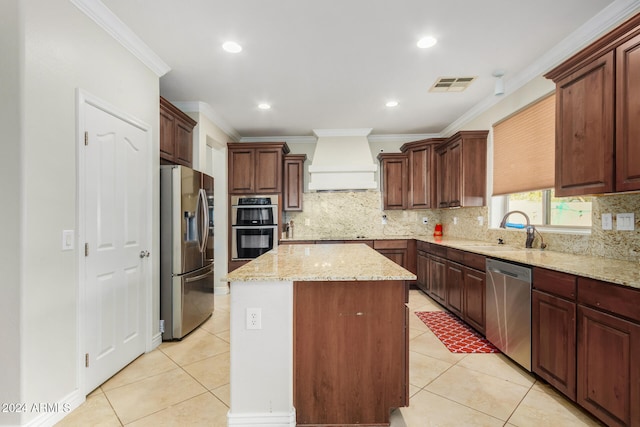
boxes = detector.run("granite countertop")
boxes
[416,236,640,290]
[281,235,640,289]
[223,243,417,282]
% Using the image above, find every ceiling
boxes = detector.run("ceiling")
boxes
[101,0,621,139]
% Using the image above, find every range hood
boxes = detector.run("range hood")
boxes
[308,128,377,191]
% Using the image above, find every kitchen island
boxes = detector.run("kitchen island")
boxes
[224,243,416,427]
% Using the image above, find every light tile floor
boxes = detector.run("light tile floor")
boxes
[57,290,603,426]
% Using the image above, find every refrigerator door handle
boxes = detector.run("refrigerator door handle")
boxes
[195,188,208,254]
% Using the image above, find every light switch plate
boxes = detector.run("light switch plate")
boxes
[616,213,635,231]
[602,213,612,230]
[62,230,74,251]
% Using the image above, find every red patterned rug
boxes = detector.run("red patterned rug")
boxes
[415,311,500,354]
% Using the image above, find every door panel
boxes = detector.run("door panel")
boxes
[84,101,149,392]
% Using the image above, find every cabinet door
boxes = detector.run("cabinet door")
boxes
[284,155,305,211]
[416,251,429,293]
[380,155,408,210]
[428,255,446,305]
[446,261,464,318]
[532,290,576,401]
[463,267,485,335]
[616,33,640,192]
[446,141,462,207]
[377,249,406,269]
[255,147,283,193]
[174,119,193,167]
[159,106,175,162]
[408,145,432,209]
[577,305,640,427]
[555,52,614,196]
[228,149,255,194]
[436,148,449,208]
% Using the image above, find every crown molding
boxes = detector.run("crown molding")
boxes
[313,128,372,137]
[368,133,441,143]
[441,0,640,136]
[240,136,318,144]
[171,101,241,142]
[70,0,170,77]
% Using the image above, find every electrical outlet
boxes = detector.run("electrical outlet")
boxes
[305,218,311,226]
[246,308,262,330]
[422,217,428,225]
[381,214,387,225]
[453,217,458,225]
[616,213,635,231]
[477,216,484,226]
[602,213,612,230]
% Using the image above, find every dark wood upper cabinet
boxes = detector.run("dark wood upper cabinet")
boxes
[545,13,640,196]
[283,154,306,211]
[160,97,197,168]
[616,32,640,192]
[378,153,408,210]
[227,142,290,194]
[436,130,488,208]
[401,139,443,209]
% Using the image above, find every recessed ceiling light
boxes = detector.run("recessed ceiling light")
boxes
[258,103,271,110]
[386,101,399,107]
[222,41,242,53]
[417,36,437,49]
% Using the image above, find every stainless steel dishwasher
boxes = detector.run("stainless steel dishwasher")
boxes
[486,258,532,371]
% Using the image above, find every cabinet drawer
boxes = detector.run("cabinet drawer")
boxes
[374,239,408,250]
[446,248,465,263]
[416,240,429,252]
[533,267,577,300]
[463,251,486,271]
[429,244,447,258]
[578,277,640,323]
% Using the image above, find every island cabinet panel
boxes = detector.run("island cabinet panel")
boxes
[616,32,640,192]
[554,52,615,196]
[294,280,408,426]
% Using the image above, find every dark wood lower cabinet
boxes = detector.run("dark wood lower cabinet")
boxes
[428,254,447,305]
[445,261,464,318]
[532,289,576,400]
[577,305,640,427]
[294,280,408,426]
[416,250,429,293]
[463,267,486,335]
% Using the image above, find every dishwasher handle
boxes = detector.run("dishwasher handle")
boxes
[488,267,520,278]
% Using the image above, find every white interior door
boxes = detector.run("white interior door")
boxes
[82,99,150,393]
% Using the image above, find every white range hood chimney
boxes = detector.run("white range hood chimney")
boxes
[308,128,378,191]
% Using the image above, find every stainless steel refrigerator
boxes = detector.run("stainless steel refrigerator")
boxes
[160,165,214,340]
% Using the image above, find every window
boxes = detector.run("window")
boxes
[499,189,592,228]
[491,93,592,229]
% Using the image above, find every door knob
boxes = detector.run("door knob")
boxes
[139,250,150,258]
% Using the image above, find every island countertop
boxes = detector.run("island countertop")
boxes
[223,243,417,282]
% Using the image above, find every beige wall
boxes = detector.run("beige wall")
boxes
[1,0,161,424]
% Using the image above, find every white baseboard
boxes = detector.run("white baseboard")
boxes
[227,408,296,427]
[151,331,163,349]
[23,389,85,427]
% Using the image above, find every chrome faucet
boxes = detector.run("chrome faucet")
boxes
[499,210,546,249]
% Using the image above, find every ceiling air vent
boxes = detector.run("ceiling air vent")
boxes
[429,76,477,92]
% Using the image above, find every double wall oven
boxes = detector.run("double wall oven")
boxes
[231,195,278,260]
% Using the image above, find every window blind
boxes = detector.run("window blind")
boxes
[492,93,555,196]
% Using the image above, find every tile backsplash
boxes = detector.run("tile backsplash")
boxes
[285,191,640,262]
